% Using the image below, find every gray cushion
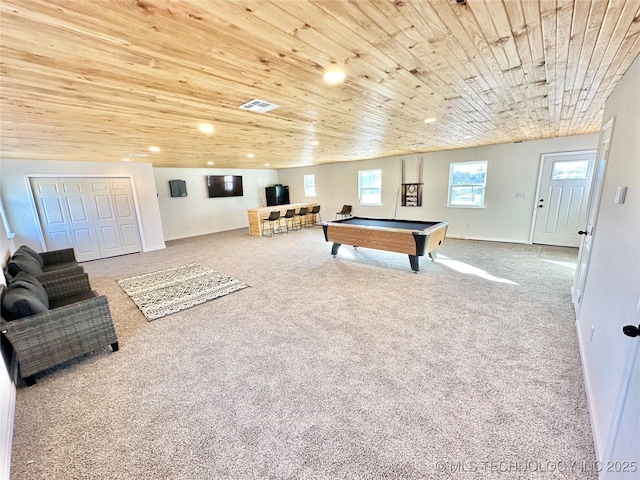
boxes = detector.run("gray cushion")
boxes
[14,245,44,268]
[9,271,49,309]
[6,252,43,276]
[1,287,48,320]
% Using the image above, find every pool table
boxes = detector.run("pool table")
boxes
[322,217,448,272]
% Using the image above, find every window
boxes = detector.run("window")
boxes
[551,160,589,180]
[358,169,382,206]
[448,161,487,207]
[303,174,316,197]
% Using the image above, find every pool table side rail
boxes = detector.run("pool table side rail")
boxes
[424,223,447,255]
[323,220,448,256]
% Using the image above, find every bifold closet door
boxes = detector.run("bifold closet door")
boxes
[86,178,142,258]
[30,177,142,262]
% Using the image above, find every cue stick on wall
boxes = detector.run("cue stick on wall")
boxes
[394,187,400,219]
[400,158,405,212]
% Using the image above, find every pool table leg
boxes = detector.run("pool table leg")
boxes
[409,255,420,272]
[331,243,342,256]
[428,250,437,261]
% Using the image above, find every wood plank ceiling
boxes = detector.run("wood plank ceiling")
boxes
[1,0,639,169]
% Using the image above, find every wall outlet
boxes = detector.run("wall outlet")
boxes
[466,224,471,229]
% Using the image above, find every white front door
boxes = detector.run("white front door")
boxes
[533,151,596,247]
[573,120,614,310]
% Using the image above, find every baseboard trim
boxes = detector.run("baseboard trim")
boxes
[163,226,250,242]
[575,318,603,461]
[445,234,530,244]
[142,244,166,252]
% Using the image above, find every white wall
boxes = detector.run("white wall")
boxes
[153,168,278,241]
[0,170,15,278]
[575,54,640,459]
[278,134,598,243]
[0,159,17,480]
[0,160,166,253]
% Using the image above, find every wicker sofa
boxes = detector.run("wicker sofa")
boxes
[5,245,84,282]
[1,257,118,386]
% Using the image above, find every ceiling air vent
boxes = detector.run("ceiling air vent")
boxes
[238,99,280,113]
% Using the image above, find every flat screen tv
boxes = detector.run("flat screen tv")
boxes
[207,175,243,198]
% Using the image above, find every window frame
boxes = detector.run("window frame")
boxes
[303,174,317,197]
[358,168,382,206]
[551,159,590,180]
[447,160,488,208]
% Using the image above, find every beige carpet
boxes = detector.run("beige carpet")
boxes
[9,227,596,479]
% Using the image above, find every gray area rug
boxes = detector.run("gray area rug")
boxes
[117,262,248,320]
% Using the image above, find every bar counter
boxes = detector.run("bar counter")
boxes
[247,203,316,236]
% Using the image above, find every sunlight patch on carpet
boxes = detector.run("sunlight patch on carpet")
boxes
[117,263,249,321]
[436,256,519,285]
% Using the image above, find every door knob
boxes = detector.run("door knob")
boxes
[538,205,544,208]
[578,230,588,235]
[623,324,640,338]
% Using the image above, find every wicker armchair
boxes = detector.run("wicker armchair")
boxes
[38,247,80,272]
[6,245,84,283]
[1,271,118,386]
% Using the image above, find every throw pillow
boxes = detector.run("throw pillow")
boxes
[14,245,44,268]
[1,286,48,320]
[6,252,43,277]
[10,272,49,309]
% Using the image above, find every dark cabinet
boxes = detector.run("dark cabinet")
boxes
[265,185,290,206]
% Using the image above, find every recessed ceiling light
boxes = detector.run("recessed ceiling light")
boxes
[424,117,437,123]
[247,153,255,158]
[265,163,270,167]
[207,161,214,165]
[121,158,130,162]
[323,69,346,84]
[311,140,320,146]
[149,146,161,153]
[199,124,214,134]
